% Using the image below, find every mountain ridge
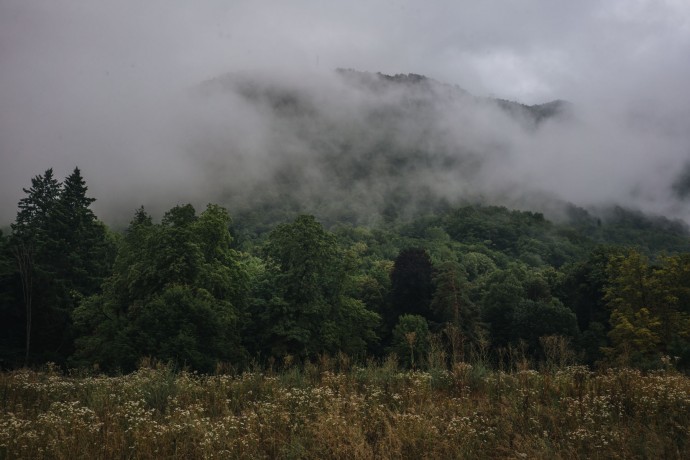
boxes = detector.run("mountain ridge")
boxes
[187,69,683,232]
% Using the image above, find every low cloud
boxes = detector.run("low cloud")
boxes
[1,1,689,225]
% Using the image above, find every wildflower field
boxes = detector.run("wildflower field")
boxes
[1,360,689,459]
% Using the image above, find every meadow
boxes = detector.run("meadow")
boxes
[1,358,689,459]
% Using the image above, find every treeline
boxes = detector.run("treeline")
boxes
[1,168,689,373]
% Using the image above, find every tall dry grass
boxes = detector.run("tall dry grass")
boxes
[1,359,688,459]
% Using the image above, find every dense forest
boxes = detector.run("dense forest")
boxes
[1,167,689,374]
[4,3,690,456]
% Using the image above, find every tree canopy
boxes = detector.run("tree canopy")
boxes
[3,167,690,373]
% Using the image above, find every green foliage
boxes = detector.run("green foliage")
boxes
[480,268,524,348]
[557,246,621,364]
[604,250,690,369]
[4,166,690,373]
[390,314,431,368]
[6,168,114,367]
[0,231,23,367]
[72,204,248,372]
[390,248,434,320]
[430,260,481,345]
[12,169,62,243]
[559,246,618,331]
[478,264,579,358]
[460,251,497,283]
[512,299,579,355]
[130,285,240,372]
[597,207,690,254]
[441,205,585,266]
[254,215,379,359]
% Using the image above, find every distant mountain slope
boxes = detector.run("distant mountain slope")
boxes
[191,69,683,238]
[202,69,571,127]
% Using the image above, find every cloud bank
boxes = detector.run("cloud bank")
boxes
[1,0,689,225]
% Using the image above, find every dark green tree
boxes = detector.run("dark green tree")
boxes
[6,168,114,367]
[390,248,434,320]
[559,246,619,364]
[10,169,62,365]
[72,204,248,372]
[256,215,379,359]
[431,261,470,324]
[0,230,23,367]
[431,260,481,346]
[479,264,579,359]
[54,168,113,298]
[512,299,578,355]
[480,268,524,349]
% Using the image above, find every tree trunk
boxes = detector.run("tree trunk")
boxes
[13,243,33,367]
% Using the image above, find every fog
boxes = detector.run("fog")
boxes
[1,0,689,226]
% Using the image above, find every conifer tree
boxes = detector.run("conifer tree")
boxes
[390,248,434,320]
[431,260,481,347]
[10,169,62,365]
[9,168,113,366]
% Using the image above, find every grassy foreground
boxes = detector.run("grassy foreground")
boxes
[1,359,689,459]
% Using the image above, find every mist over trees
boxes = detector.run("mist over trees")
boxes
[2,65,689,376]
[4,67,689,229]
[2,167,690,373]
[189,70,578,227]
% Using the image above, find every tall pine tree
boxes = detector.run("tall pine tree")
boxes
[8,168,113,367]
[10,169,62,366]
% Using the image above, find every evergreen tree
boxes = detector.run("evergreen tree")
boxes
[430,260,483,361]
[10,169,62,365]
[0,230,23,367]
[54,167,110,295]
[12,169,62,241]
[8,168,113,367]
[390,248,434,320]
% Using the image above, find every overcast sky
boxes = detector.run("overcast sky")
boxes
[1,0,690,224]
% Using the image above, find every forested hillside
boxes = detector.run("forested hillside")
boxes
[2,168,689,373]
[191,70,577,226]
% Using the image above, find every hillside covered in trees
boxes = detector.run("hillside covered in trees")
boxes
[1,167,689,373]
[189,69,579,227]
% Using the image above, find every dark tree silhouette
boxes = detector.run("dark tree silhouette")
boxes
[390,248,434,321]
